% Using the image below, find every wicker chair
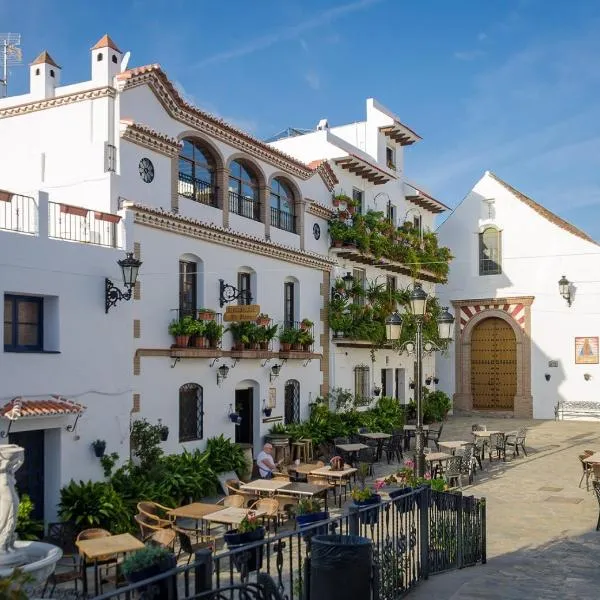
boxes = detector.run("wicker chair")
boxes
[134,512,170,540]
[579,451,595,490]
[136,501,172,527]
[147,527,176,550]
[251,498,280,533]
[218,494,245,508]
[506,427,528,457]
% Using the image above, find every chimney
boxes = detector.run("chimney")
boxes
[29,51,61,99]
[91,34,123,85]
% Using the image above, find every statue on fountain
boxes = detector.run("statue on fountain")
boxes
[0,445,24,562]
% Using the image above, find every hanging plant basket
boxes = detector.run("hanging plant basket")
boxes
[229,413,242,425]
[373,387,381,397]
[92,440,106,458]
[263,408,272,417]
[159,426,169,442]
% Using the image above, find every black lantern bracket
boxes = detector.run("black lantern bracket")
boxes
[66,411,83,433]
[219,279,252,307]
[105,252,142,313]
[105,278,133,313]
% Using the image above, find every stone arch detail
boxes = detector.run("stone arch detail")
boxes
[225,153,267,188]
[177,130,225,170]
[452,297,534,417]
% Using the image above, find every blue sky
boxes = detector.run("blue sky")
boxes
[3,0,600,237]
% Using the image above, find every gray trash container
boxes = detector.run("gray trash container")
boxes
[310,535,372,600]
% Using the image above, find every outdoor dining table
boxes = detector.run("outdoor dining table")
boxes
[309,465,357,507]
[201,506,267,528]
[167,502,224,533]
[240,479,293,494]
[77,532,144,595]
[336,442,369,466]
[278,481,329,509]
[583,453,600,464]
[359,432,392,460]
[437,440,469,455]
[472,430,502,438]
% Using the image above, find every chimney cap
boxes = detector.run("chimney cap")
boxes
[91,34,122,53]
[30,51,61,69]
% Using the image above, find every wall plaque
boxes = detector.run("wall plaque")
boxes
[223,304,260,322]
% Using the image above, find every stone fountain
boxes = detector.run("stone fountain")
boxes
[0,444,62,588]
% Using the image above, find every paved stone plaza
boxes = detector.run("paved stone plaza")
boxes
[406,416,600,599]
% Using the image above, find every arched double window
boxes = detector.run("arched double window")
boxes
[270,178,296,233]
[179,140,217,206]
[179,383,204,442]
[479,227,502,275]
[228,160,260,221]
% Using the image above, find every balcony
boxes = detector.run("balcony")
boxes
[178,173,218,207]
[168,309,225,359]
[48,202,120,248]
[0,190,37,235]
[278,320,316,359]
[270,207,296,233]
[329,208,452,282]
[228,191,261,221]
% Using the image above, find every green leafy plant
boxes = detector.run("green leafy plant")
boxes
[121,544,174,577]
[100,452,120,478]
[422,389,452,423]
[188,319,206,337]
[279,327,300,344]
[168,315,195,336]
[204,320,224,345]
[16,494,43,540]
[0,569,34,599]
[238,510,260,534]
[205,435,248,477]
[130,419,164,470]
[297,497,324,515]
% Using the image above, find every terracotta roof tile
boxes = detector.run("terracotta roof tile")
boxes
[120,119,180,147]
[116,64,313,178]
[30,51,60,69]
[487,172,598,246]
[0,397,86,420]
[92,34,122,53]
[308,159,338,191]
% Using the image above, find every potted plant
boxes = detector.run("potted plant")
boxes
[168,316,194,348]
[279,327,298,352]
[157,419,169,442]
[205,320,224,349]
[198,308,216,321]
[296,497,329,538]
[351,469,383,525]
[91,440,106,458]
[373,386,381,397]
[230,322,256,351]
[223,510,265,573]
[409,380,416,390]
[263,406,272,417]
[229,409,242,425]
[121,545,176,594]
[256,313,270,327]
[189,319,207,348]
[425,376,432,386]
[259,324,278,350]
[329,219,348,248]
[298,330,314,352]
[300,318,313,330]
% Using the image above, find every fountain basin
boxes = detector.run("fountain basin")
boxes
[0,540,62,588]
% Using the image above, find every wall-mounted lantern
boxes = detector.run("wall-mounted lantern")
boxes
[558,275,571,307]
[219,278,252,307]
[105,252,142,313]
[270,363,282,382]
[217,364,230,386]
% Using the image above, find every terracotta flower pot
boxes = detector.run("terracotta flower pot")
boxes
[256,317,270,326]
[175,335,190,348]
[194,336,207,349]
[333,240,344,248]
[280,342,291,352]
[292,343,302,351]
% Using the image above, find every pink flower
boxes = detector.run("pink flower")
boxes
[404,458,415,469]
[424,472,432,480]
[374,480,385,491]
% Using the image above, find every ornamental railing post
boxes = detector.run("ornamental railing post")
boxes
[419,486,430,580]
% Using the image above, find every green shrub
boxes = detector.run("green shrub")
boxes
[205,435,248,477]
[16,494,43,540]
[423,390,451,423]
[121,545,173,577]
[130,419,164,470]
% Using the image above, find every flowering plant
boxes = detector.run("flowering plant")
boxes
[238,510,260,534]
[330,456,344,470]
[394,458,448,491]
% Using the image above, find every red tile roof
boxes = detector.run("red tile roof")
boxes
[30,51,60,69]
[0,397,85,420]
[92,34,122,53]
[487,172,598,246]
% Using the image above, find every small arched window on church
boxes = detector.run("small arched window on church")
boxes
[479,227,502,275]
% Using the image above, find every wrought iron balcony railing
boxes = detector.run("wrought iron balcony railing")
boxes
[48,202,119,247]
[228,190,261,221]
[270,207,296,233]
[0,190,37,235]
[178,172,218,207]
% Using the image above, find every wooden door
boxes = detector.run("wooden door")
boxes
[235,388,253,445]
[9,429,45,520]
[471,318,516,410]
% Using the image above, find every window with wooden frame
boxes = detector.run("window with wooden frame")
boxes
[4,295,43,352]
[179,260,197,317]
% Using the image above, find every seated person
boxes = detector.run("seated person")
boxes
[256,443,282,479]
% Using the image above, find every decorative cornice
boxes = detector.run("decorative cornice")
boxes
[308,160,338,191]
[451,296,535,307]
[128,203,336,270]
[307,201,335,220]
[0,86,116,120]
[120,120,181,157]
[118,65,314,180]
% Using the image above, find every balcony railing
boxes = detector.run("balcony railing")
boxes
[279,320,315,353]
[270,207,296,233]
[0,190,37,234]
[178,172,218,207]
[170,308,224,349]
[48,202,119,248]
[228,190,261,221]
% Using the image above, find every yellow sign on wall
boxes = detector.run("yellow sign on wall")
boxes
[223,304,261,322]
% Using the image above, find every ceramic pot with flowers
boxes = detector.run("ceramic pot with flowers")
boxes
[223,511,265,573]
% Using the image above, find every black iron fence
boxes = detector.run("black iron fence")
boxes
[0,189,37,234]
[270,207,296,233]
[178,173,218,208]
[229,191,261,221]
[48,201,119,247]
[88,487,485,600]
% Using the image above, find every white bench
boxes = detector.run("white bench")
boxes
[555,400,600,420]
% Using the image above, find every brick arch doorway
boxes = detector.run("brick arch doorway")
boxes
[471,317,517,410]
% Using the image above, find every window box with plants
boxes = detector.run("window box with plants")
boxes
[223,511,265,573]
[204,320,224,349]
[121,545,177,593]
[168,315,195,348]
[332,193,351,208]
[298,330,314,352]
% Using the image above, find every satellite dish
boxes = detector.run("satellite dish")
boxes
[120,51,131,72]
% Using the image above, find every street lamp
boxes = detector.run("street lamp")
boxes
[386,285,455,477]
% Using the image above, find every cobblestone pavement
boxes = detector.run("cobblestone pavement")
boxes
[404,416,600,599]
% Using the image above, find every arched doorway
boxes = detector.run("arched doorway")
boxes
[471,317,517,410]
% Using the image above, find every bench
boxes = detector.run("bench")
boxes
[555,400,600,420]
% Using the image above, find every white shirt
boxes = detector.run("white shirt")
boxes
[257,450,276,478]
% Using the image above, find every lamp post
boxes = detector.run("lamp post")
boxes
[385,284,455,477]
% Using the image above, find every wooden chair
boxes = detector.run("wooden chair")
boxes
[76,528,118,593]
[173,527,216,564]
[579,451,595,490]
[218,494,245,508]
[147,527,176,551]
[225,480,256,506]
[251,498,280,533]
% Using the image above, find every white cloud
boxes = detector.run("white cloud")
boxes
[192,0,383,68]
[477,32,487,42]
[304,70,320,90]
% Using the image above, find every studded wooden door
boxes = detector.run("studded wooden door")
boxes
[471,317,516,410]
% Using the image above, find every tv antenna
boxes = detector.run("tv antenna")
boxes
[0,33,22,99]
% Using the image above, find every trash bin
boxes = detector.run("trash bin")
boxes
[310,535,372,600]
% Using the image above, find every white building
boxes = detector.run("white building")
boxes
[437,171,600,419]
[271,99,450,404]
[0,36,338,521]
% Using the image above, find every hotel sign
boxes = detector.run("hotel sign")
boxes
[223,304,261,322]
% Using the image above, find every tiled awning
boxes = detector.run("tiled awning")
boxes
[0,396,86,421]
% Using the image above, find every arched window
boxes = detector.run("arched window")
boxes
[179,139,216,206]
[228,160,260,221]
[284,380,300,425]
[179,383,203,442]
[354,364,370,404]
[479,227,502,275]
[270,178,296,233]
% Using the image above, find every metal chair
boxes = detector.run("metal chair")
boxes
[42,522,81,596]
[426,423,444,450]
[488,433,507,461]
[506,427,528,457]
[443,456,464,488]
[456,445,476,484]
[383,433,404,464]
[174,526,215,564]
[357,447,377,477]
